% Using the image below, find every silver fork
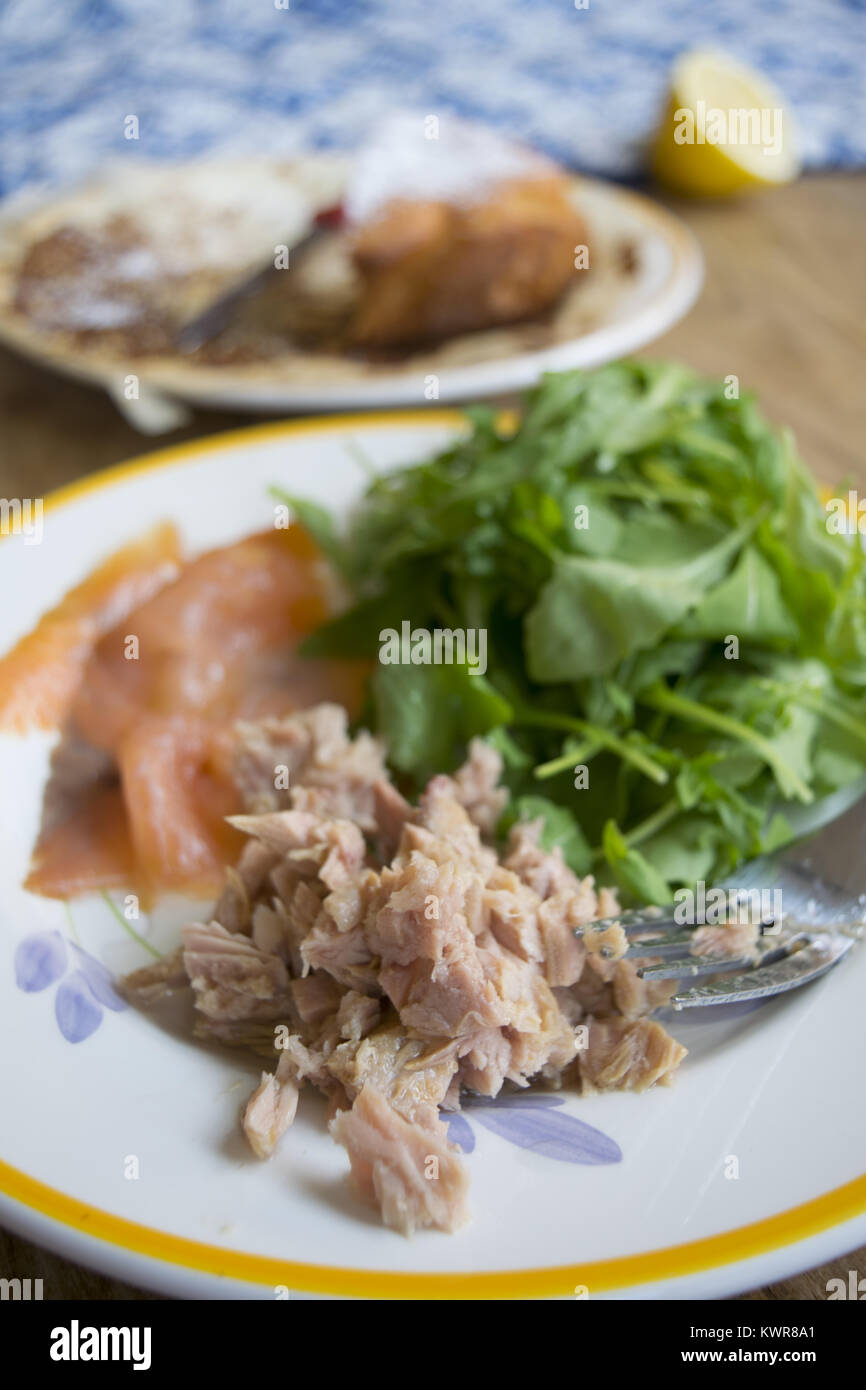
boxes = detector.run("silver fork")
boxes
[578,778,866,1009]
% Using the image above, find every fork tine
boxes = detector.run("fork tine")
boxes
[579,903,775,941]
[576,905,679,938]
[636,954,757,981]
[669,933,854,1009]
[632,930,791,974]
[624,929,695,956]
[621,928,770,958]
[639,931,808,983]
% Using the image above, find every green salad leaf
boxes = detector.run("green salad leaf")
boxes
[371,662,512,784]
[525,515,753,680]
[285,361,866,902]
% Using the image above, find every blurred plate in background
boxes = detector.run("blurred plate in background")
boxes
[0,159,702,425]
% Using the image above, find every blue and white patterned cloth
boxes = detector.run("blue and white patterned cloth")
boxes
[0,0,863,197]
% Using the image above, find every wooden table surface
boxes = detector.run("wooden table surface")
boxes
[1,172,864,1301]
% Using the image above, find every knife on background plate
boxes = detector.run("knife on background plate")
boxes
[174,203,345,354]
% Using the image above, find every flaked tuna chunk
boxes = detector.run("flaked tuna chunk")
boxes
[275,1033,336,1091]
[477,929,549,1035]
[368,852,504,1036]
[181,919,294,1022]
[612,958,676,1021]
[280,880,326,966]
[575,1016,687,1094]
[283,713,387,830]
[372,778,413,860]
[142,704,700,1238]
[468,933,578,1088]
[368,853,476,967]
[232,705,346,808]
[335,990,381,1042]
[504,819,582,900]
[302,819,367,894]
[228,809,365,890]
[399,820,497,883]
[324,866,380,934]
[448,738,508,836]
[483,867,544,962]
[229,809,319,859]
[291,971,344,1026]
[610,957,650,1021]
[301,913,379,993]
[407,777,498,877]
[248,884,321,976]
[232,719,299,815]
[290,778,378,831]
[241,1026,350,1160]
[213,866,254,935]
[330,1084,470,1235]
[213,839,281,934]
[231,704,388,829]
[250,901,296,970]
[440,1073,462,1112]
[551,986,585,1026]
[327,1022,457,1119]
[192,1016,292,1057]
[380,951,506,1037]
[457,1026,513,1096]
[242,1068,300,1159]
[537,892,590,986]
[570,950,616,1016]
[121,946,188,1006]
[584,919,628,961]
[504,973,579,1085]
[689,920,760,959]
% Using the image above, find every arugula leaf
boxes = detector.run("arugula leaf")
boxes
[270,488,347,574]
[602,820,671,906]
[275,361,866,901]
[639,815,728,886]
[682,546,799,643]
[525,518,753,681]
[371,662,512,783]
[299,586,427,660]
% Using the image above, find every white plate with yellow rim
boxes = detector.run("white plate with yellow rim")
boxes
[0,413,864,1301]
[0,159,703,426]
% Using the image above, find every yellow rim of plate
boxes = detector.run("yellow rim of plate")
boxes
[2,1156,864,1299]
[2,410,864,1297]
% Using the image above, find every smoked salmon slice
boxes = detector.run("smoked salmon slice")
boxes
[117,715,245,903]
[71,525,339,753]
[0,522,181,733]
[25,783,137,898]
[16,521,368,902]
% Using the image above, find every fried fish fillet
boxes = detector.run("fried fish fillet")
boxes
[348,173,587,349]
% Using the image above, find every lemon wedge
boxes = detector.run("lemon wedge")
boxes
[652,49,800,196]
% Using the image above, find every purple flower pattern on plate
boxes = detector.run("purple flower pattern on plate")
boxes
[70,943,127,1012]
[14,929,67,992]
[441,1092,622,1165]
[14,926,127,1043]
